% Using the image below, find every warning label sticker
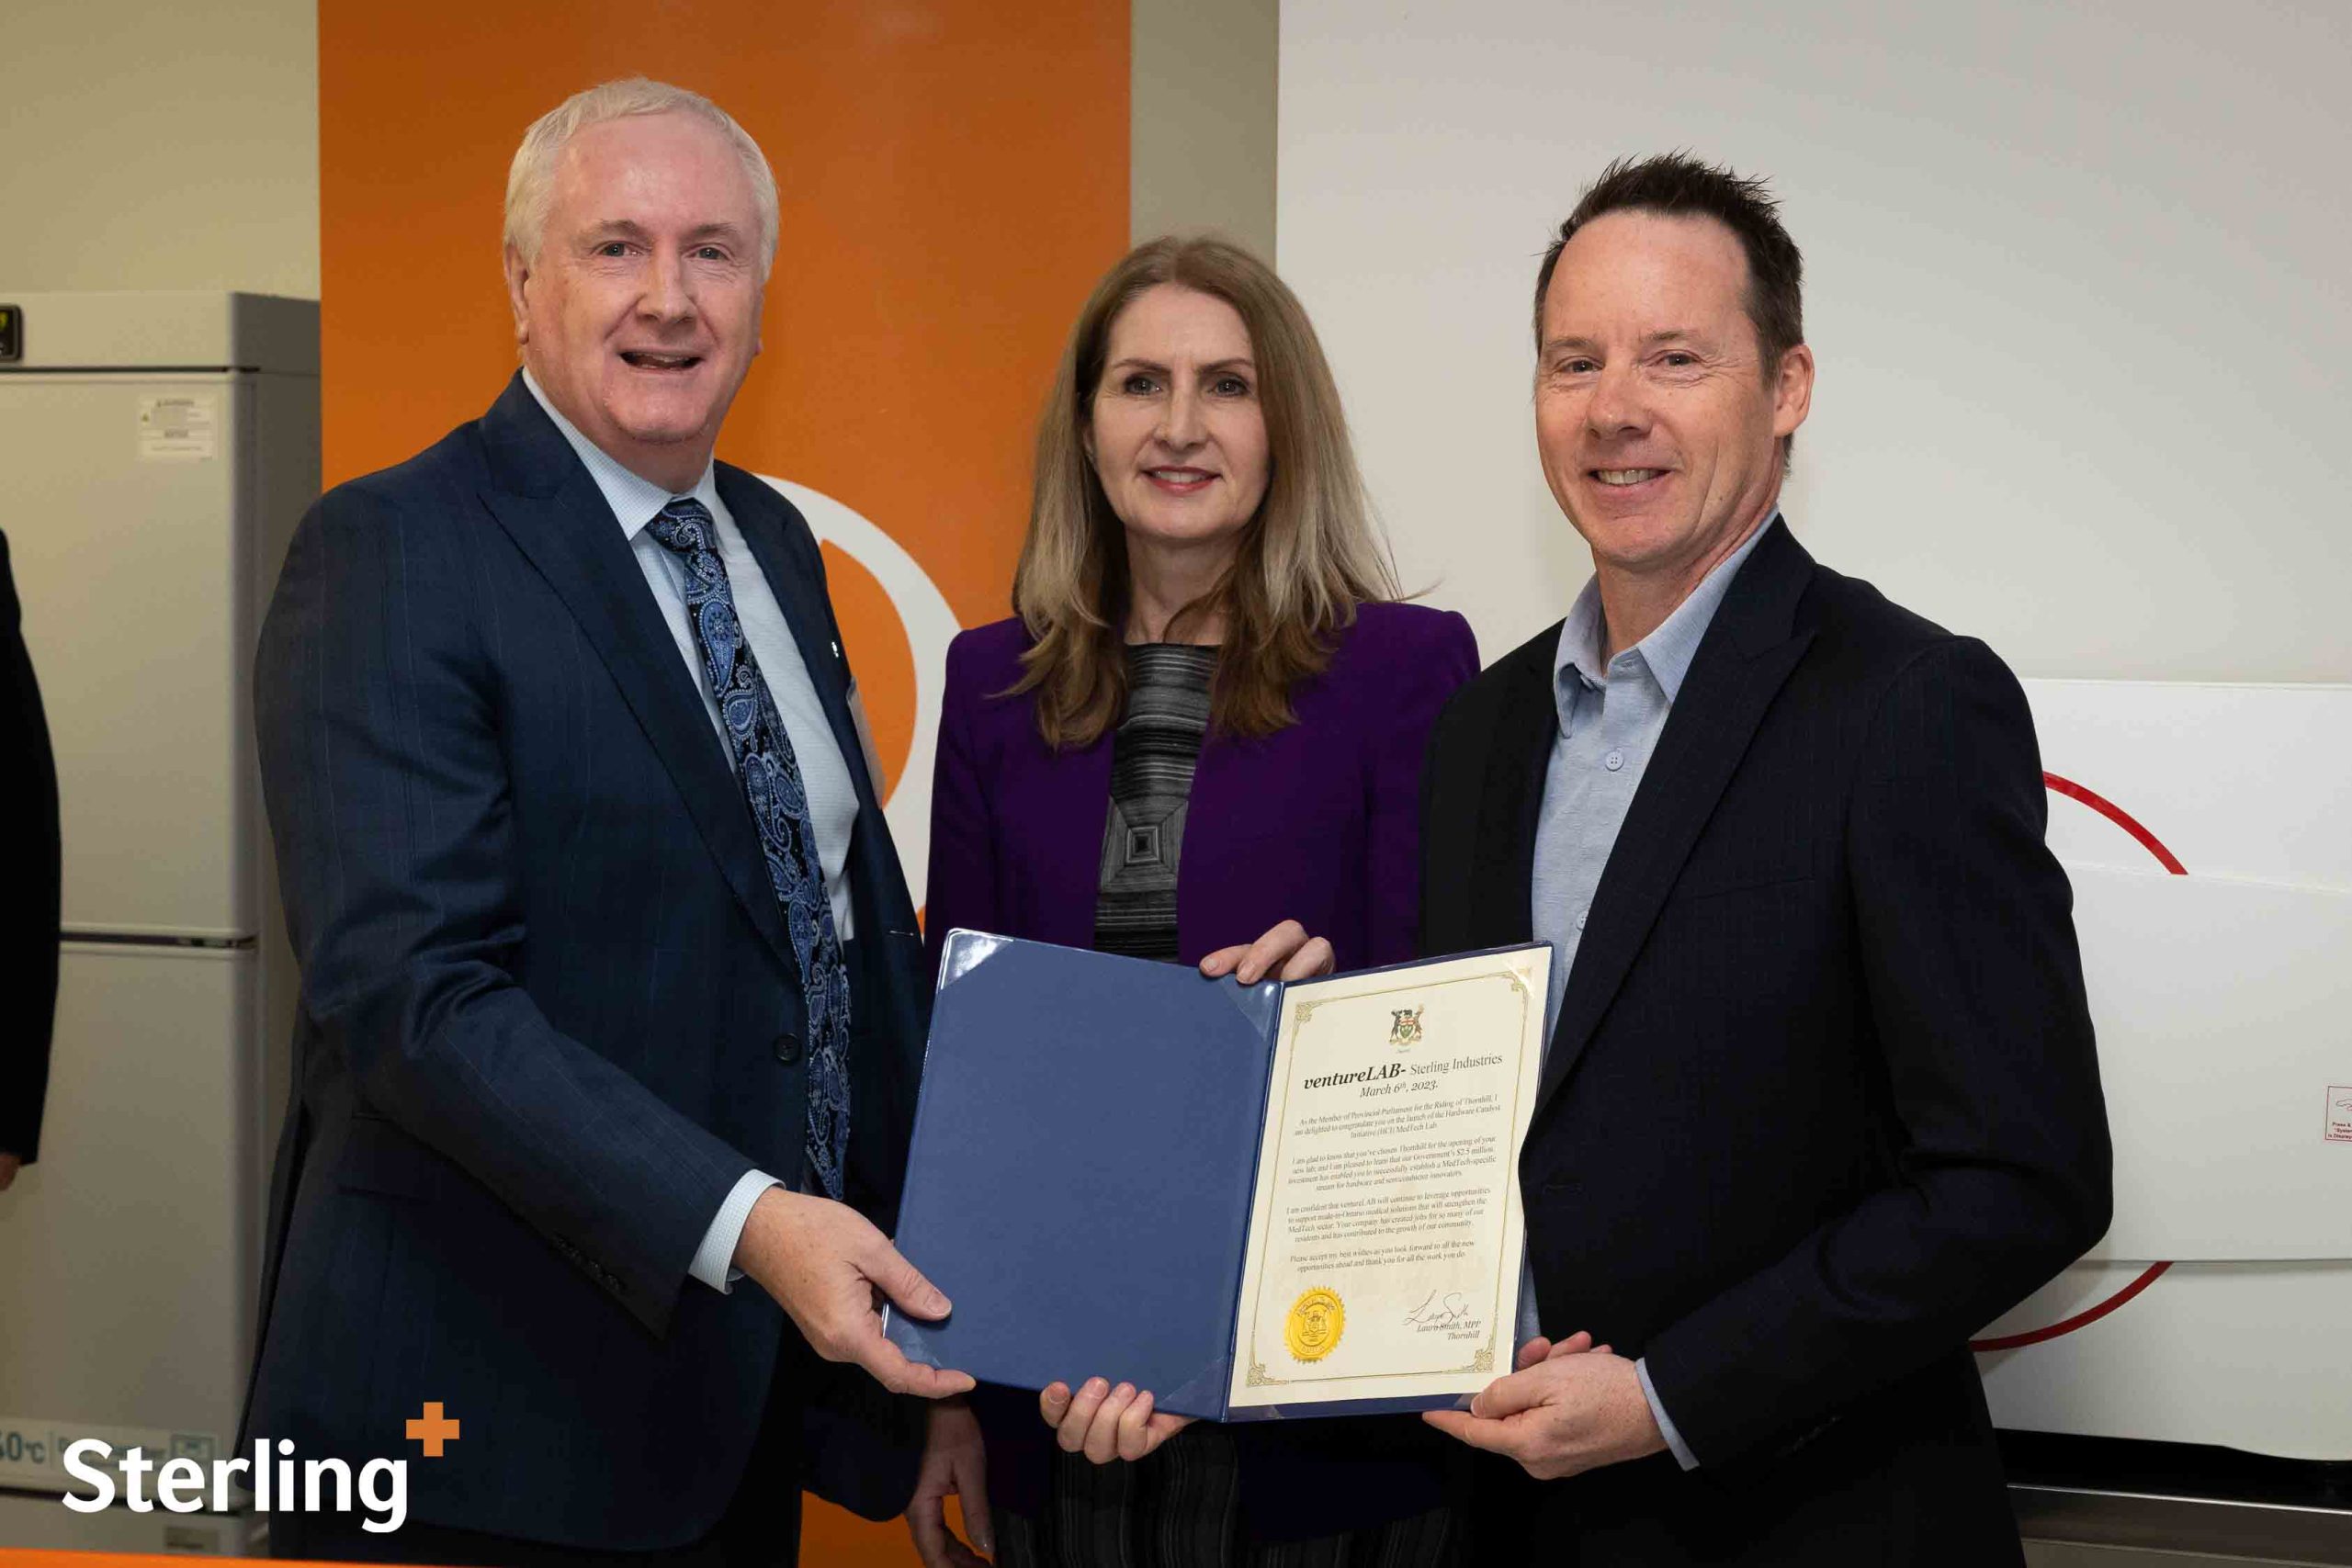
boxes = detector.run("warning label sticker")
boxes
[138,394,217,460]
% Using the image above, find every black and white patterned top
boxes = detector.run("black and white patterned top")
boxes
[1091,643,1218,961]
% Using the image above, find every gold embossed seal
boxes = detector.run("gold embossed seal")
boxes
[1284,1287,1345,1362]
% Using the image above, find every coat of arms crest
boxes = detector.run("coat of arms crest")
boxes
[1388,1006,1424,1047]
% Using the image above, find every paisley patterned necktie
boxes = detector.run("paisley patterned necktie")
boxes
[647,497,852,1201]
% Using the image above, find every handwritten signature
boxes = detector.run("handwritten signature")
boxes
[1403,1291,1474,1329]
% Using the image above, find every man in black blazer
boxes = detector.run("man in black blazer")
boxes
[1,529,60,1193]
[245,80,970,1563]
[1416,156,2111,1562]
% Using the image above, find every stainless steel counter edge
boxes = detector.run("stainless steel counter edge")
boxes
[2016,1483,2352,1563]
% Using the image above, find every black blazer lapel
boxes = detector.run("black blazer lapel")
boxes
[1465,628,1566,952]
[1532,520,1818,1119]
[473,377,797,972]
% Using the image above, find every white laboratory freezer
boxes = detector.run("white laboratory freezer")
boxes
[0,292,316,1545]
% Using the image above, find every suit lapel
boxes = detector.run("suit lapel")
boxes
[1465,630,1565,952]
[473,377,797,971]
[722,467,931,942]
[1532,521,1817,1119]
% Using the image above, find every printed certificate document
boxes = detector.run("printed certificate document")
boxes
[886,934,1550,1420]
[1227,946,1549,1414]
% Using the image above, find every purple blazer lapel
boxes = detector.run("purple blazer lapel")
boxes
[1179,725,1241,956]
[1181,719,1303,958]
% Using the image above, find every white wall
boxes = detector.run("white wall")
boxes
[0,0,318,299]
[1278,1,2352,682]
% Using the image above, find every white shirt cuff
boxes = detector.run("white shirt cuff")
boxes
[690,1168,785,1292]
[1635,1358,1700,1471]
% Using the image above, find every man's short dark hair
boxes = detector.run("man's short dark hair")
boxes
[1532,152,1804,378]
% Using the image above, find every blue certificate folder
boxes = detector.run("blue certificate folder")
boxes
[883,931,1534,1422]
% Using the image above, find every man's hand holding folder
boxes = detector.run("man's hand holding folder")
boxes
[735,1185,976,1399]
[888,927,1549,1427]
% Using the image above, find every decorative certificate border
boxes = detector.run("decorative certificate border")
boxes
[1227,949,1546,1406]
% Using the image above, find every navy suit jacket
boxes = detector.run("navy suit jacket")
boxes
[243,376,930,1548]
[1421,520,2112,1565]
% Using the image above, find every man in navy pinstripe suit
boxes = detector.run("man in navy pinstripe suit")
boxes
[245,79,971,1564]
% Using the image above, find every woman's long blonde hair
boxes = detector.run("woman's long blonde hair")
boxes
[1008,235,1397,749]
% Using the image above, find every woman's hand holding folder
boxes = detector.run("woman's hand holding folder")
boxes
[1039,1376,1197,1464]
[1026,918,1332,1467]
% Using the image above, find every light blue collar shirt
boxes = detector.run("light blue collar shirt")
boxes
[1520,510,1777,1471]
[518,369,856,937]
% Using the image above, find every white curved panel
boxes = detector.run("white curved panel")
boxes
[2030,682,2352,891]
[2065,867,2352,1261]
[1981,1261,2352,1460]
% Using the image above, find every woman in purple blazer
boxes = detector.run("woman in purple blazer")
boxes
[909,236,1477,1568]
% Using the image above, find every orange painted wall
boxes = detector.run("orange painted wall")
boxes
[316,3,1128,1562]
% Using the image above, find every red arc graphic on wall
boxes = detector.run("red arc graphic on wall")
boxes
[1968,773,2179,1354]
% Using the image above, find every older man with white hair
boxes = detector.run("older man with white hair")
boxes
[243,78,971,1564]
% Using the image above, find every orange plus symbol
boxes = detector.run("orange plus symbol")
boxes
[405,1402,461,1458]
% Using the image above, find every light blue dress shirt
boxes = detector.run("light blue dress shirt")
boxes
[523,371,853,1292]
[1520,513,1776,1471]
